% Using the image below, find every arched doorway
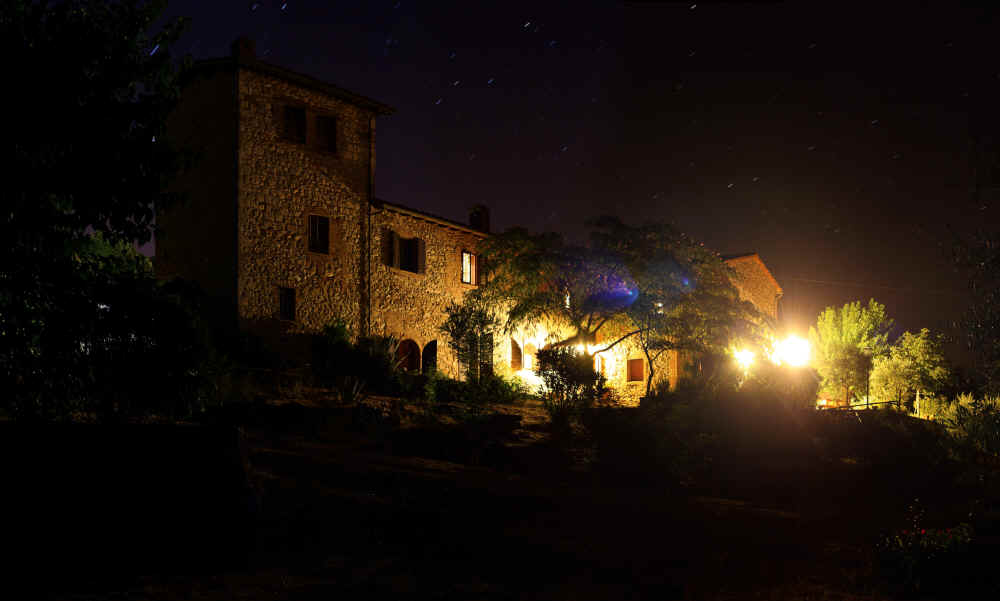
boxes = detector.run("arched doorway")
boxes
[397,339,420,372]
[422,340,437,374]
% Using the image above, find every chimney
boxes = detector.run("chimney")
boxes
[469,205,490,233]
[232,36,256,61]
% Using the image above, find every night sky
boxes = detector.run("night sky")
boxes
[153,1,1000,364]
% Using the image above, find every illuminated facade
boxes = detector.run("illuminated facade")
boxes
[157,39,783,404]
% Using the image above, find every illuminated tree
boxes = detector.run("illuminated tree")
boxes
[871,328,950,410]
[588,217,766,395]
[808,299,894,405]
[469,217,765,396]
[439,298,498,383]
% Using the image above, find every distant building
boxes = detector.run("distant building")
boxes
[157,38,783,403]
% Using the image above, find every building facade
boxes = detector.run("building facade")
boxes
[157,40,783,404]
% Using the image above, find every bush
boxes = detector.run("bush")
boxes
[536,347,606,427]
[311,321,405,397]
[943,394,1000,457]
[739,362,821,410]
[424,371,528,406]
[877,500,973,593]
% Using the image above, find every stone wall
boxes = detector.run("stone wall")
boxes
[161,49,779,402]
[235,66,376,345]
[724,254,782,319]
[156,65,238,322]
[494,321,672,407]
[370,204,487,378]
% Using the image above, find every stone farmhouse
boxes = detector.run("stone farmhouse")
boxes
[157,39,783,404]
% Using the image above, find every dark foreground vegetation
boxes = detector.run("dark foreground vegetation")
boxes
[11,375,1000,600]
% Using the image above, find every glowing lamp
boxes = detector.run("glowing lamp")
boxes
[773,335,810,367]
[734,349,755,370]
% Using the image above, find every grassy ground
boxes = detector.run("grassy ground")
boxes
[38,395,1000,600]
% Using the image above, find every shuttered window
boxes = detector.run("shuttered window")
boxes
[308,215,329,254]
[382,229,425,274]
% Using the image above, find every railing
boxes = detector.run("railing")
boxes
[818,400,902,411]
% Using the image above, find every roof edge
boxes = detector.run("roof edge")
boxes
[723,252,784,296]
[377,200,488,238]
[185,56,395,116]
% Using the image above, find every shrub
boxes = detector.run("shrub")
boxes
[311,321,405,397]
[943,394,1000,457]
[536,347,606,427]
[877,500,973,593]
[738,362,821,410]
[424,371,528,406]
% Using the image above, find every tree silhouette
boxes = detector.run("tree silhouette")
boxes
[2,0,191,419]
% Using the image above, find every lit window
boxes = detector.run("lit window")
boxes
[462,250,477,284]
[627,358,644,382]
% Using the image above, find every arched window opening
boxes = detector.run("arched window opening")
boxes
[397,339,420,372]
[422,340,438,374]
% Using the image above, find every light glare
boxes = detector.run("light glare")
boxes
[773,335,810,367]
[734,349,755,370]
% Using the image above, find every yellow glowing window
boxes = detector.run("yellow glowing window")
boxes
[627,358,644,382]
[462,250,477,284]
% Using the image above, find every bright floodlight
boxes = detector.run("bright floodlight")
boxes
[734,349,755,370]
[774,335,810,367]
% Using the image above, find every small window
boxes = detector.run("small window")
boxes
[399,237,421,273]
[278,287,296,321]
[308,215,329,254]
[383,229,425,274]
[283,106,306,143]
[461,250,477,284]
[627,358,644,382]
[316,115,337,153]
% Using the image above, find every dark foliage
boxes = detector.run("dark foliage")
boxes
[423,370,527,406]
[1,1,192,420]
[311,319,406,397]
[956,232,1000,394]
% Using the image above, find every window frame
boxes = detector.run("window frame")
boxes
[282,105,307,144]
[461,250,477,285]
[627,358,644,382]
[307,214,330,254]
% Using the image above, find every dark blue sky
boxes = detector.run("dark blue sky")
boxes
[153,0,1000,357]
